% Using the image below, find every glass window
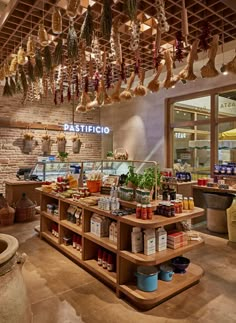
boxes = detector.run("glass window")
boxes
[218,91,236,118]
[218,122,236,163]
[174,96,210,115]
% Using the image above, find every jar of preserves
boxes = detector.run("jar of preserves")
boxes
[147,204,153,219]
[183,197,189,210]
[136,204,142,219]
[188,197,194,210]
[141,205,147,220]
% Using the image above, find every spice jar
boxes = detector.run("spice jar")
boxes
[141,205,147,220]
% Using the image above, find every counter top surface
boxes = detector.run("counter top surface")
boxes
[193,185,236,194]
[5,180,42,186]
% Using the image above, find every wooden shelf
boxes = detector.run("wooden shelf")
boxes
[120,239,204,266]
[119,263,204,309]
[41,231,58,245]
[84,259,117,287]
[193,185,236,194]
[60,244,82,262]
[41,211,59,223]
[120,208,205,228]
[84,232,117,252]
[38,188,205,309]
[60,220,82,235]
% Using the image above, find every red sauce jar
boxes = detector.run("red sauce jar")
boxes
[107,254,114,272]
[141,205,147,220]
[98,248,103,266]
[136,204,142,219]
[102,251,107,269]
[147,204,153,219]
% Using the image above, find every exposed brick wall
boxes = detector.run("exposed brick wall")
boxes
[0,91,102,193]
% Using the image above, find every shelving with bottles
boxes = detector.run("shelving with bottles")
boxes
[39,190,204,309]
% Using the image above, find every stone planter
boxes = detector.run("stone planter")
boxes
[0,234,32,323]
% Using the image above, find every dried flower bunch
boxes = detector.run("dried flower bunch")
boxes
[23,131,34,140]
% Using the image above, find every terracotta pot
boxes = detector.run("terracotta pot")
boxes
[0,234,32,323]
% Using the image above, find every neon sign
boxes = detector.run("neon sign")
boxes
[63,123,110,134]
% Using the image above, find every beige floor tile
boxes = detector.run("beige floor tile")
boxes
[1,220,236,323]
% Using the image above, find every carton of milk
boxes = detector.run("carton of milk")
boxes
[156,227,167,252]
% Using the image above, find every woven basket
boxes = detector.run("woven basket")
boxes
[0,204,15,226]
[15,193,36,222]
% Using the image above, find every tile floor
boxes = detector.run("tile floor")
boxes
[1,219,236,323]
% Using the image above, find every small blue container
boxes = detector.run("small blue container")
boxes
[159,265,174,281]
[135,266,158,292]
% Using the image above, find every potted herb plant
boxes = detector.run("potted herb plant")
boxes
[125,165,140,189]
[138,167,162,199]
[106,151,114,160]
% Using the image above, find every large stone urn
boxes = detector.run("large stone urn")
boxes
[0,234,32,323]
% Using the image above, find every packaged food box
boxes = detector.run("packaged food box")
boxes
[167,231,188,243]
[167,240,188,249]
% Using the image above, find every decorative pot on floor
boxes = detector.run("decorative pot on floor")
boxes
[0,234,32,323]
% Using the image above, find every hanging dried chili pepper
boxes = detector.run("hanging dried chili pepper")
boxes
[54,90,57,105]
[67,86,71,102]
[84,75,89,93]
[199,21,210,51]
[75,74,79,97]
[105,63,112,89]
[93,71,100,91]
[120,58,126,82]
[134,59,140,75]
[175,31,184,62]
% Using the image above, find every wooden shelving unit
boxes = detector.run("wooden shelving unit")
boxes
[119,263,203,308]
[39,190,205,309]
[60,220,82,235]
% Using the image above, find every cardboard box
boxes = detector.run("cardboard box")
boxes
[156,227,167,252]
[167,240,188,249]
[167,231,187,243]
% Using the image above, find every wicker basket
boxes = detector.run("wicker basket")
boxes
[15,193,36,222]
[0,204,15,226]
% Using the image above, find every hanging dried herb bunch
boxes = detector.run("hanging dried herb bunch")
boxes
[15,71,22,93]
[27,56,35,82]
[101,0,112,40]
[26,36,36,57]
[9,56,18,74]
[34,50,44,78]
[10,76,16,94]
[3,77,12,97]
[67,19,78,60]
[53,37,63,66]
[175,31,184,62]
[44,46,52,73]
[19,65,28,99]
[124,0,137,21]
[66,0,80,18]
[52,7,62,34]
[80,5,94,46]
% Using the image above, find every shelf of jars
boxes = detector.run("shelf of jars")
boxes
[38,189,205,309]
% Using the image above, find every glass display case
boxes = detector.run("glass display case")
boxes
[30,160,158,183]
